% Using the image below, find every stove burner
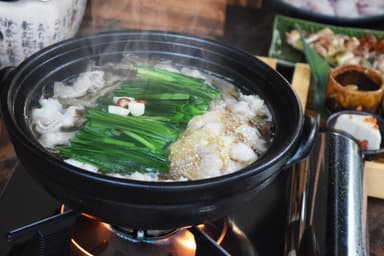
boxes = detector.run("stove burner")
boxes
[71,214,195,256]
[70,214,257,256]
[111,225,179,242]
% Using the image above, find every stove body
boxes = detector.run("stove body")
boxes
[0,163,289,256]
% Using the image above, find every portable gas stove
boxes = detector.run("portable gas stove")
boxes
[0,164,289,256]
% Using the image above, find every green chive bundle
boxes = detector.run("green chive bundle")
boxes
[59,66,221,175]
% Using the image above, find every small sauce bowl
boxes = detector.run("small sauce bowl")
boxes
[326,110,384,159]
[326,64,384,114]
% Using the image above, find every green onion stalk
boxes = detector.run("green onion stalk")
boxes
[59,66,221,175]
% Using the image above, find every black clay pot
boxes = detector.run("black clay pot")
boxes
[0,31,317,229]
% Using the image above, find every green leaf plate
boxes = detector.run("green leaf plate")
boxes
[268,15,384,66]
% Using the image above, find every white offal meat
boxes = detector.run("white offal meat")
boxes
[230,101,255,120]
[40,132,77,150]
[240,94,272,119]
[32,99,84,133]
[31,70,113,149]
[53,70,105,98]
[230,143,258,163]
[31,98,84,148]
[185,108,226,133]
[198,151,224,179]
[235,124,267,152]
[169,94,272,180]
[31,99,62,133]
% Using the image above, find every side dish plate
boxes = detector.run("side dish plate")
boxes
[268,15,384,66]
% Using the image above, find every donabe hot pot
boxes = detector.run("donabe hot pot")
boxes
[0,31,317,229]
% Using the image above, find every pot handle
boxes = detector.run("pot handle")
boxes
[284,115,318,168]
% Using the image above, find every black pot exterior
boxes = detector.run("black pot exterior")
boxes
[1,31,309,229]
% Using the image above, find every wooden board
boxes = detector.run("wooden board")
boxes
[80,0,227,38]
[366,161,384,199]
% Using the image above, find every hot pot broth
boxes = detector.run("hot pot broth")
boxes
[29,55,274,181]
